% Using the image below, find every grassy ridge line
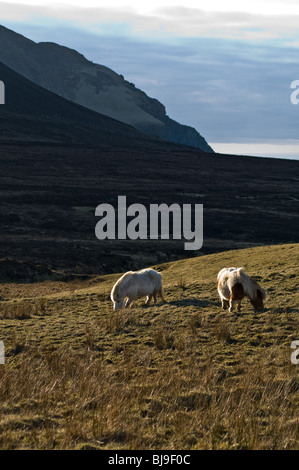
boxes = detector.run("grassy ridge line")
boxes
[0,243,298,450]
[1,243,298,301]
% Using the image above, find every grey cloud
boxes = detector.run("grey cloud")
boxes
[1,2,299,42]
[1,18,299,143]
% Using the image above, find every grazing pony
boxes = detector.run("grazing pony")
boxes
[111,268,165,310]
[217,267,266,312]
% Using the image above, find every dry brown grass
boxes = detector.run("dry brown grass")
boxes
[0,244,298,449]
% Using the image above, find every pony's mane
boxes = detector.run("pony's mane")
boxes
[119,270,135,281]
[111,271,135,297]
[238,269,266,300]
[251,278,267,299]
[235,267,245,274]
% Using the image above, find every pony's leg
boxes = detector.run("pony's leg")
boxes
[229,299,235,312]
[145,295,153,305]
[222,299,229,310]
[125,297,135,308]
[159,288,165,303]
[153,291,158,304]
[237,300,242,312]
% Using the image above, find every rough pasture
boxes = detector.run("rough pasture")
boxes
[0,244,298,450]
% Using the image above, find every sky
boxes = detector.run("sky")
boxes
[1,0,299,159]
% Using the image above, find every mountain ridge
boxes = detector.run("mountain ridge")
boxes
[0,58,186,148]
[0,24,213,152]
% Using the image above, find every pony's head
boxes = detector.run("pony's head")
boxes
[111,286,125,310]
[250,288,266,311]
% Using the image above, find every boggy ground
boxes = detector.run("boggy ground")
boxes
[0,143,298,280]
[0,244,298,450]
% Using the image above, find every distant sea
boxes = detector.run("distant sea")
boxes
[211,142,299,161]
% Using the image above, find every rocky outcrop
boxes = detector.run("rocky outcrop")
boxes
[0,25,213,152]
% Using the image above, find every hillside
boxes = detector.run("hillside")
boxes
[0,244,298,450]
[0,58,298,282]
[0,59,169,147]
[0,139,297,281]
[0,24,213,152]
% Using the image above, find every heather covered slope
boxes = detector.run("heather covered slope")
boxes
[0,141,297,281]
[0,51,297,283]
[0,244,298,449]
[0,24,213,151]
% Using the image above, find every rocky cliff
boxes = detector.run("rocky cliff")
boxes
[0,25,213,152]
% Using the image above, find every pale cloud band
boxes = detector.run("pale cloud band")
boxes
[1,1,299,42]
[211,140,299,160]
[1,1,299,158]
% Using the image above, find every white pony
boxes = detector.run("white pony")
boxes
[217,267,266,312]
[111,268,165,310]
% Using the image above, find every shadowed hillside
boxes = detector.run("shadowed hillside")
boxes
[0,140,297,280]
[0,59,171,147]
[0,60,298,281]
[0,24,213,151]
[0,244,298,449]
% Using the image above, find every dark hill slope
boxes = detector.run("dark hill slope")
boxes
[0,57,297,281]
[0,60,179,148]
[0,140,297,280]
[0,24,213,151]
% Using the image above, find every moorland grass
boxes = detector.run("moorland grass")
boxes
[0,243,298,449]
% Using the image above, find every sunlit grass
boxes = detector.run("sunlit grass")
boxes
[0,244,298,449]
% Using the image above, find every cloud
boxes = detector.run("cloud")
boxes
[2,19,298,143]
[1,2,299,152]
[1,1,299,43]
